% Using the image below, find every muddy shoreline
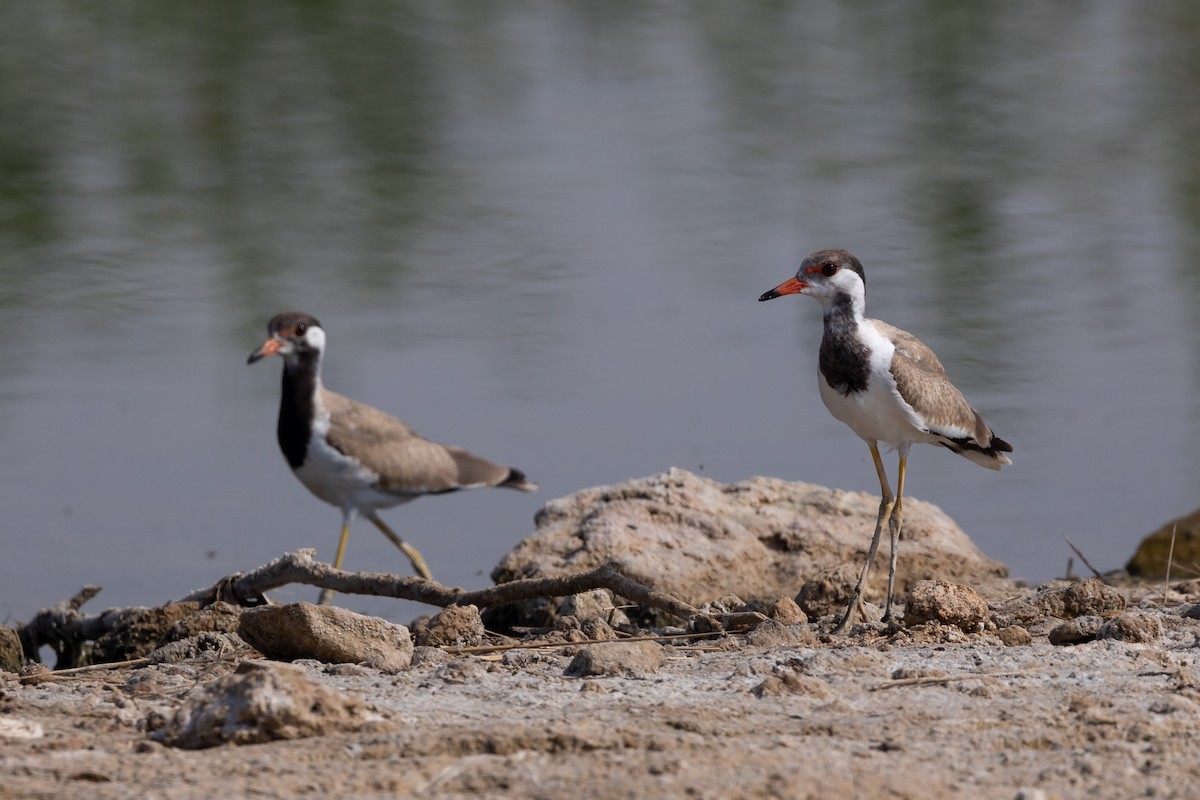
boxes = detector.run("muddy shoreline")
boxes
[3,579,1199,800]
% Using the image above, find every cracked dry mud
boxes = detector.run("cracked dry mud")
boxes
[4,584,1200,800]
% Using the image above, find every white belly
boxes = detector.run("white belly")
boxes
[818,375,926,446]
[293,431,414,515]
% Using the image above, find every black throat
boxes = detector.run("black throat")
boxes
[277,351,320,469]
[818,292,871,396]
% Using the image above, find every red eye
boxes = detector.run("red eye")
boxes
[821,263,837,277]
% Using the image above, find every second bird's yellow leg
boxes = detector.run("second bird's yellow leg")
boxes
[317,521,353,606]
[368,513,434,581]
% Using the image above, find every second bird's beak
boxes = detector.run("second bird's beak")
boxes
[247,337,283,365]
[758,276,808,302]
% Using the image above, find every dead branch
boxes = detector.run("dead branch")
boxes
[177,549,445,606]
[19,550,710,669]
[17,585,145,670]
[179,549,701,623]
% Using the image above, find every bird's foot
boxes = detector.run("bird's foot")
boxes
[832,597,868,635]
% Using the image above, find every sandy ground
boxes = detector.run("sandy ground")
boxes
[3,584,1200,800]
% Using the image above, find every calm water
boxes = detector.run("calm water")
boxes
[3,3,1199,625]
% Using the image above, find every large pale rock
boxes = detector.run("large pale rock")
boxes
[156,660,387,749]
[1127,506,1200,578]
[491,469,1008,624]
[238,603,413,672]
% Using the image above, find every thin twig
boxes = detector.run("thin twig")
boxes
[1063,536,1106,583]
[444,630,724,655]
[1165,523,1178,591]
[871,670,1026,691]
[18,658,149,685]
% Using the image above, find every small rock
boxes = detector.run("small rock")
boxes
[1098,613,1162,643]
[18,662,50,680]
[991,579,1125,627]
[1013,789,1052,800]
[558,589,630,628]
[1048,616,1104,646]
[1149,695,1198,715]
[147,632,252,665]
[411,646,454,668]
[903,580,989,631]
[501,649,560,668]
[94,603,206,662]
[0,718,44,740]
[745,619,817,648]
[436,657,489,685]
[161,602,243,642]
[1182,604,1200,620]
[768,596,808,626]
[891,666,948,680]
[795,564,858,619]
[565,640,665,677]
[0,626,22,673]
[997,626,1032,647]
[238,603,413,672]
[156,660,387,749]
[898,619,972,644]
[413,604,485,649]
[579,617,618,641]
[324,663,372,677]
[1062,581,1126,617]
[701,595,751,615]
[554,614,583,632]
[751,670,829,698]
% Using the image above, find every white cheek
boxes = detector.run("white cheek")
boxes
[832,270,863,293]
[305,326,326,350]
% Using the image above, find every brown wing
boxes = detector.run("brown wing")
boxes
[873,320,997,448]
[320,389,520,494]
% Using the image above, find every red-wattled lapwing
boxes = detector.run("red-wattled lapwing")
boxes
[758,249,1011,633]
[248,311,536,604]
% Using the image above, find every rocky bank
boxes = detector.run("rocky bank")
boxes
[3,470,1199,799]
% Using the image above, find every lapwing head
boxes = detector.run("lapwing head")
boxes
[758,249,866,304]
[247,311,325,365]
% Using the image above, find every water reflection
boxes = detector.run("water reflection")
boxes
[2,2,1199,622]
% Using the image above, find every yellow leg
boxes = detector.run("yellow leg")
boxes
[317,521,352,606]
[834,441,895,634]
[882,449,908,623]
[367,513,434,581]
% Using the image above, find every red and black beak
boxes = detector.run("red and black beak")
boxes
[247,336,283,364]
[758,276,808,302]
